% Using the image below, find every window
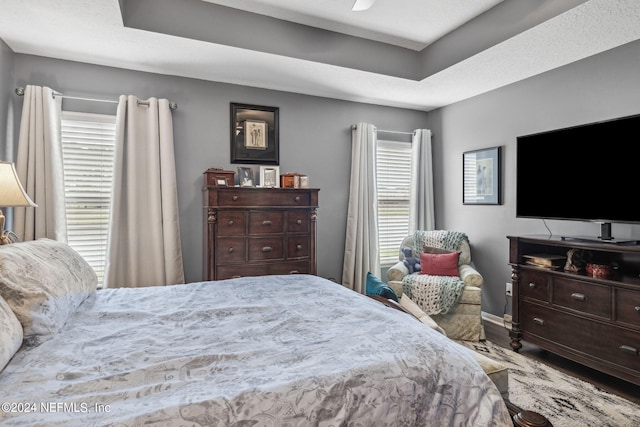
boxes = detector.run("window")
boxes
[61,111,116,287]
[376,139,412,266]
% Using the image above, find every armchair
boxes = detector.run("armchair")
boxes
[387,230,485,341]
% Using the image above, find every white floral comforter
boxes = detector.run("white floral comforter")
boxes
[0,275,511,426]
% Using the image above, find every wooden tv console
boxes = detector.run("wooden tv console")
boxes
[508,235,640,386]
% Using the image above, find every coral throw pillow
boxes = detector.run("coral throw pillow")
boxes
[419,251,460,276]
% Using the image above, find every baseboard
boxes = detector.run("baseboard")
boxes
[482,311,511,330]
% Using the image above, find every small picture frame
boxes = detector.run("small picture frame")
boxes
[463,146,502,205]
[260,166,280,188]
[238,167,254,187]
[299,175,309,188]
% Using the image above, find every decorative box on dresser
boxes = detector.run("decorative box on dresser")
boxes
[203,177,319,281]
[508,235,640,385]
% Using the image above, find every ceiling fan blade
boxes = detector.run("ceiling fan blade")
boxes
[352,0,376,12]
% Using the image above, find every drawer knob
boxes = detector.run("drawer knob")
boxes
[228,247,234,253]
[619,345,638,355]
[571,293,586,301]
[294,196,301,202]
[228,220,234,226]
[296,244,303,250]
[289,270,300,274]
[262,246,273,252]
[533,317,545,326]
[529,282,536,288]
[262,220,273,226]
[634,306,640,312]
[296,219,302,225]
[232,195,239,201]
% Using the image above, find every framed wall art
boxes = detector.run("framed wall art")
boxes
[230,103,279,165]
[463,146,502,205]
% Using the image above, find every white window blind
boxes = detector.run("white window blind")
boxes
[61,111,116,287]
[376,139,413,266]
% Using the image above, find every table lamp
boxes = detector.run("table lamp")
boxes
[0,161,37,245]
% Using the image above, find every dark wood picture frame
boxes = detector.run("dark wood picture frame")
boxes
[463,146,502,205]
[230,103,279,165]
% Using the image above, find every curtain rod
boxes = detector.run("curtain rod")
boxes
[350,124,415,136]
[15,87,177,110]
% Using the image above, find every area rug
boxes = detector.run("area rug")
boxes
[459,340,640,427]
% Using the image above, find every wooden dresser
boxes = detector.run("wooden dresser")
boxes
[508,235,640,385]
[203,183,319,281]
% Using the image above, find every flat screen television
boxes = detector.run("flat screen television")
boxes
[516,113,640,243]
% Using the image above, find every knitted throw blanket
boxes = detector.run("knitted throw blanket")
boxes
[402,230,469,315]
[401,273,465,315]
[413,230,468,253]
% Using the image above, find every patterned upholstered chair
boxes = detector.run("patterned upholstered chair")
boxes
[386,230,485,341]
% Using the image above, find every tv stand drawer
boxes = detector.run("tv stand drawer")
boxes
[520,302,640,375]
[552,277,611,319]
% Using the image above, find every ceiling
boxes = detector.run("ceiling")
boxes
[1,0,640,111]
[201,0,504,51]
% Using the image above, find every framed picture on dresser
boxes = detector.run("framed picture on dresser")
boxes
[238,167,254,187]
[260,166,280,188]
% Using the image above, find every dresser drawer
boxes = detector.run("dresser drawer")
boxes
[521,303,640,373]
[287,236,309,258]
[248,237,284,261]
[519,270,550,302]
[286,212,310,233]
[216,211,246,236]
[616,288,640,329]
[216,190,311,206]
[216,260,310,280]
[216,237,246,264]
[552,277,611,319]
[249,211,284,234]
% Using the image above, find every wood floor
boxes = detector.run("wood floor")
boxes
[484,321,640,406]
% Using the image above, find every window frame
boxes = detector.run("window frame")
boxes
[376,138,413,267]
[60,111,116,287]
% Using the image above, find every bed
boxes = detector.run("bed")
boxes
[0,239,541,426]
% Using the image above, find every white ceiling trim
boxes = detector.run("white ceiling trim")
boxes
[201,0,504,51]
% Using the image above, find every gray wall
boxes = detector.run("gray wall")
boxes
[0,39,17,229]
[10,54,428,284]
[5,38,640,318]
[0,39,15,161]
[427,39,640,317]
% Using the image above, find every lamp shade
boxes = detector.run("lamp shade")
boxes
[352,0,376,11]
[0,161,37,208]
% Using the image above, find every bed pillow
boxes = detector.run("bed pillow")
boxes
[0,295,23,371]
[419,251,460,276]
[0,239,97,347]
[366,272,398,302]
